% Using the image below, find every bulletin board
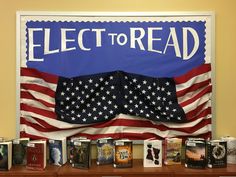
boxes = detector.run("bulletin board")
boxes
[16,12,215,140]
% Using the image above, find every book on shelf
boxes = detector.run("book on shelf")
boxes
[48,137,67,166]
[0,141,12,170]
[185,138,206,169]
[12,138,29,165]
[71,139,91,169]
[26,140,47,170]
[143,139,162,167]
[67,136,88,164]
[114,139,133,168]
[96,137,114,165]
[221,136,236,164]
[207,140,227,168]
[164,138,182,165]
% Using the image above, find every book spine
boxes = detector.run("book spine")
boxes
[207,142,212,168]
[163,139,167,165]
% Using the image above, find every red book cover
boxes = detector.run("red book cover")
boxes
[26,141,46,170]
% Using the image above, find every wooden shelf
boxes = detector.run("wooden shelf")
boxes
[58,160,171,177]
[169,164,236,177]
[1,160,236,177]
[0,165,59,177]
[58,160,236,177]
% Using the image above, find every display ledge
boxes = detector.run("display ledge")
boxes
[1,160,236,177]
[0,164,59,177]
[58,160,236,177]
[58,160,171,177]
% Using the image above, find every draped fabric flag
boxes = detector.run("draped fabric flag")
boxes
[20,64,212,140]
[19,15,213,140]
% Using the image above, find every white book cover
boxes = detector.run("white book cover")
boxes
[143,139,162,167]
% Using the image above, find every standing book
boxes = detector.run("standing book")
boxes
[207,140,227,168]
[12,138,29,165]
[185,138,206,169]
[48,137,67,166]
[96,137,114,165]
[0,141,12,170]
[68,136,88,164]
[143,139,162,167]
[164,138,182,165]
[71,139,91,169]
[26,140,46,170]
[114,139,133,168]
[221,136,236,164]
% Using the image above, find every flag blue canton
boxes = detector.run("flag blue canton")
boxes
[55,71,186,124]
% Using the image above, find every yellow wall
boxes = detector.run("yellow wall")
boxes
[0,0,236,158]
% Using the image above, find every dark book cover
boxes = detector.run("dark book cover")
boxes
[67,137,87,164]
[0,142,12,170]
[97,138,114,165]
[68,139,74,164]
[12,138,29,165]
[26,141,46,170]
[185,139,206,169]
[71,140,91,169]
[114,140,133,168]
[207,140,227,168]
[0,144,9,170]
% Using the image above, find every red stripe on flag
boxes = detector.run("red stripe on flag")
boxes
[21,67,58,84]
[92,118,211,134]
[176,79,211,97]
[20,131,48,140]
[20,130,211,141]
[185,102,209,120]
[21,91,55,108]
[21,83,55,98]
[20,117,60,131]
[174,64,211,84]
[21,103,57,119]
[186,107,211,122]
[20,114,211,135]
[180,85,212,107]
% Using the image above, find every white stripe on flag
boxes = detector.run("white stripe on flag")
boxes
[176,71,211,92]
[21,76,57,91]
[182,93,211,114]
[21,98,55,111]
[20,119,211,140]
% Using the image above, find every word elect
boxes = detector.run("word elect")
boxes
[28,27,200,61]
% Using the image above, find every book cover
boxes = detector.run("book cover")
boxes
[185,139,206,169]
[143,139,162,167]
[26,140,46,170]
[221,136,236,164]
[207,140,227,168]
[0,141,12,170]
[12,138,29,165]
[114,139,132,168]
[67,136,88,164]
[96,137,114,165]
[48,138,67,166]
[71,139,91,169]
[164,138,182,165]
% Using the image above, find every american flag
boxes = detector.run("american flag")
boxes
[20,63,212,140]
